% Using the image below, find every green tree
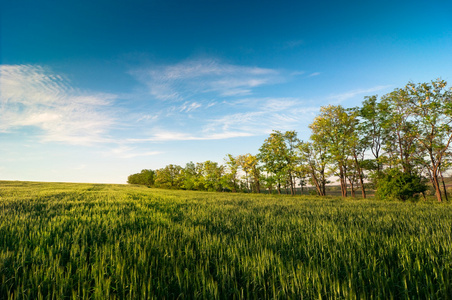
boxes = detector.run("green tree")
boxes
[180,162,199,190]
[127,169,155,187]
[258,130,300,195]
[404,79,452,202]
[239,154,261,193]
[359,95,392,187]
[298,141,328,196]
[201,160,224,192]
[347,107,367,198]
[155,164,183,189]
[310,105,356,197]
[224,154,240,192]
[380,89,418,174]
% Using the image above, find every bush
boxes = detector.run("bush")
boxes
[376,169,427,201]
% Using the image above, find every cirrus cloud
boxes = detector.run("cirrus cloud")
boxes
[131,58,282,101]
[0,65,116,145]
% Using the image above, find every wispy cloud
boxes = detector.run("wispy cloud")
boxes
[130,97,319,142]
[328,85,392,102]
[308,72,321,77]
[127,130,254,142]
[0,65,116,145]
[107,146,162,158]
[131,58,281,102]
[206,99,319,135]
[178,101,202,113]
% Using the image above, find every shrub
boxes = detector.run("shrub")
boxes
[376,169,427,201]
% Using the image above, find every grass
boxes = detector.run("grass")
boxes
[1,181,452,299]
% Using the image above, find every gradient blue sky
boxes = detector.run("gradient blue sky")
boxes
[1,0,452,183]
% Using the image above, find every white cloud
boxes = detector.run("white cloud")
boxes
[108,146,162,158]
[205,98,319,136]
[179,101,202,113]
[328,85,392,102]
[131,58,281,102]
[129,97,319,142]
[308,72,321,77]
[0,65,116,145]
[127,130,254,142]
[136,114,160,123]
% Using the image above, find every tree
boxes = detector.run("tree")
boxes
[310,105,356,197]
[180,162,199,190]
[201,160,224,192]
[404,79,452,202]
[155,164,183,189]
[258,132,285,194]
[298,141,328,196]
[359,96,388,176]
[239,154,261,193]
[258,130,300,195]
[127,169,155,187]
[347,107,367,198]
[224,154,240,192]
[380,89,418,174]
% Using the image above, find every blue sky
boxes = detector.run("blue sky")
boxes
[1,0,452,183]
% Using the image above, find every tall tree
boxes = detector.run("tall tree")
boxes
[258,130,300,195]
[224,154,240,192]
[258,131,285,194]
[404,79,452,202]
[298,141,328,196]
[201,160,224,192]
[359,95,389,177]
[310,105,356,197]
[180,162,199,190]
[155,164,183,189]
[239,154,261,193]
[380,89,418,174]
[348,107,367,198]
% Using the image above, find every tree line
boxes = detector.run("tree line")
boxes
[128,79,452,202]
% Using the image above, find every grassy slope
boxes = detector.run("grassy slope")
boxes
[1,181,451,299]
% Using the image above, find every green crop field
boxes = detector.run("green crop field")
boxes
[1,181,451,299]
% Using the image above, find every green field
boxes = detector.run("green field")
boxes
[1,181,451,299]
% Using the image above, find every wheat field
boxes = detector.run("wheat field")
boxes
[1,181,451,299]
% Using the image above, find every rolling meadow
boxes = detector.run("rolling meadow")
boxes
[1,181,452,299]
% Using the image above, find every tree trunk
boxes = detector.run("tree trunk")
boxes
[440,169,449,201]
[431,168,443,202]
[353,153,366,199]
[310,170,324,196]
[349,177,355,198]
[289,174,295,196]
[339,164,347,198]
[256,177,260,194]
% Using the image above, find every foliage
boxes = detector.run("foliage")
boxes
[309,105,357,197]
[258,130,300,195]
[154,164,183,189]
[375,169,428,201]
[1,181,452,299]
[127,169,155,186]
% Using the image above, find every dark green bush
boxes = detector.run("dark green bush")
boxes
[376,169,427,201]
